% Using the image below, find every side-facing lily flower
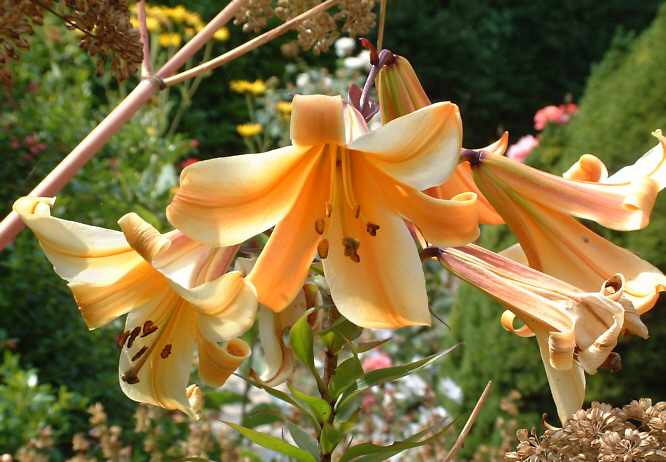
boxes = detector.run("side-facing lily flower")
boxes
[13,196,258,417]
[429,244,648,423]
[168,94,480,329]
[469,131,666,316]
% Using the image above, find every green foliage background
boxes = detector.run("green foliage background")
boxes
[446,3,666,455]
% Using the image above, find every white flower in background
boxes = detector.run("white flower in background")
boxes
[296,72,310,88]
[344,49,372,71]
[335,36,356,57]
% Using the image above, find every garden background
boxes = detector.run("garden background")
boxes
[1,1,666,460]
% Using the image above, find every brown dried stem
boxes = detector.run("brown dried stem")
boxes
[164,0,341,87]
[444,381,493,462]
[137,0,153,77]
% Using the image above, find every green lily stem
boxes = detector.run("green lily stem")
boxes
[320,305,341,462]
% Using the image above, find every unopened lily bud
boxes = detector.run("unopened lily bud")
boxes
[186,384,204,420]
[376,55,431,123]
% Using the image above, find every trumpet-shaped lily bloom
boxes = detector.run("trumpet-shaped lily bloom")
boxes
[14,197,258,417]
[431,244,648,423]
[168,94,480,329]
[470,131,666,316]
[428,133,508,225]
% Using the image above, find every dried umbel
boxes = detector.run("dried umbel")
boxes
[506,400,666,461]
[234,0,377,55]
[0,0,47,86]
[1,0,141,84]
[62,0,142,81]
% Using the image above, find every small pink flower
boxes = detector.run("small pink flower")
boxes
[190,139,200,149]
[362,352,392,372]
[534,105,565,131]
[507,135,539,163]
[562,103,578,115]
[30,143,47,155]
[10,138,20,149]
[361,393,376,412]
[180,157,200,169]
[24,134,39,146]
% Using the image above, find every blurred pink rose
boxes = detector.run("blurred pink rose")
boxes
[362,352,392,372]
[361,393,376,412]
[534,103,578,130]
[180,157,200,169]
[507,135,539,163]
[190,139,200,149]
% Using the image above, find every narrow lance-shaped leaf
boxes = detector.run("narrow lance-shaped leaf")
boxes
[225,422,317,462]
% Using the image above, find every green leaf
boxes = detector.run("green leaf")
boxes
[288,384,332,423]
[320,318,363,353]
[286,422,320,461]
[320,423,344,454]
[204,389,244,409]
[348,338,391,354]
[330,356,364,398]
[337,345,458,413]
[237,375,321,431]
[338,423,454,462]
[290,310,316,370]
[226,422,318,462]
[241,403,284,428]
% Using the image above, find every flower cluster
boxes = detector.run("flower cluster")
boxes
[130,4,229,45]
[230,79,267,95]
[507,400,666,461]
[534,102,578,131]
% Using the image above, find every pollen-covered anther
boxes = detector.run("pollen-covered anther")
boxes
[127,326,141,349]
[141,320,158,337]
[131,346,148,362]
[343,237,361,262]
[121,372,139,384]
[314,218,326,235]
[366,223,380,236]
[318,239,329,259]
[160,344,172,359]
[354,205,361,219]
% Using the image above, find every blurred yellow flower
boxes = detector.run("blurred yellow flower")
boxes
[276,101,292,115]
[230,80,266,96]
[146,17,160,32]
[146,126,157,137]
[236,123,263,137]
[185,27,195,38]
[159,33,182,48]
[168,5,188,22]
[214,27,230,42]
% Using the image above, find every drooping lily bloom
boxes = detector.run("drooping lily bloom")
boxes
[168,94,480,328]
[469,131,666,316]
[431,244,648,423]
[14,196,258,417]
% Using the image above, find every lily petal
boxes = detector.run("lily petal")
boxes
[119,294,197,417]
[361,158,480,247]
[480,152,661,231]
[248,153,329,311]
[197,335,251,387]
[350,102,462,190]
[13,197,162,329]
[256,307,296,386]
[563,154,609,182]
[167,144,321,246]
[323,175,430,329]
[534,329,586,424]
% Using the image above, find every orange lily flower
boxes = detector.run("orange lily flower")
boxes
[168,94,480,329]
[470,131,666,316]
[431,244,648,423]
[14,196,257,417]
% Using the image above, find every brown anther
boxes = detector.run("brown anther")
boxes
[343,237,360,257]
[160,344,172,359]
[354,206,361,219]
[127,326,141,349]
[314,218,326,235]
[350,253,361,263]
[131,346,148,362]
[121,372,140,384]
[317,239,329,259]
[141,320,158,337]
[116,330,130,349]
[366,223,380,236]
